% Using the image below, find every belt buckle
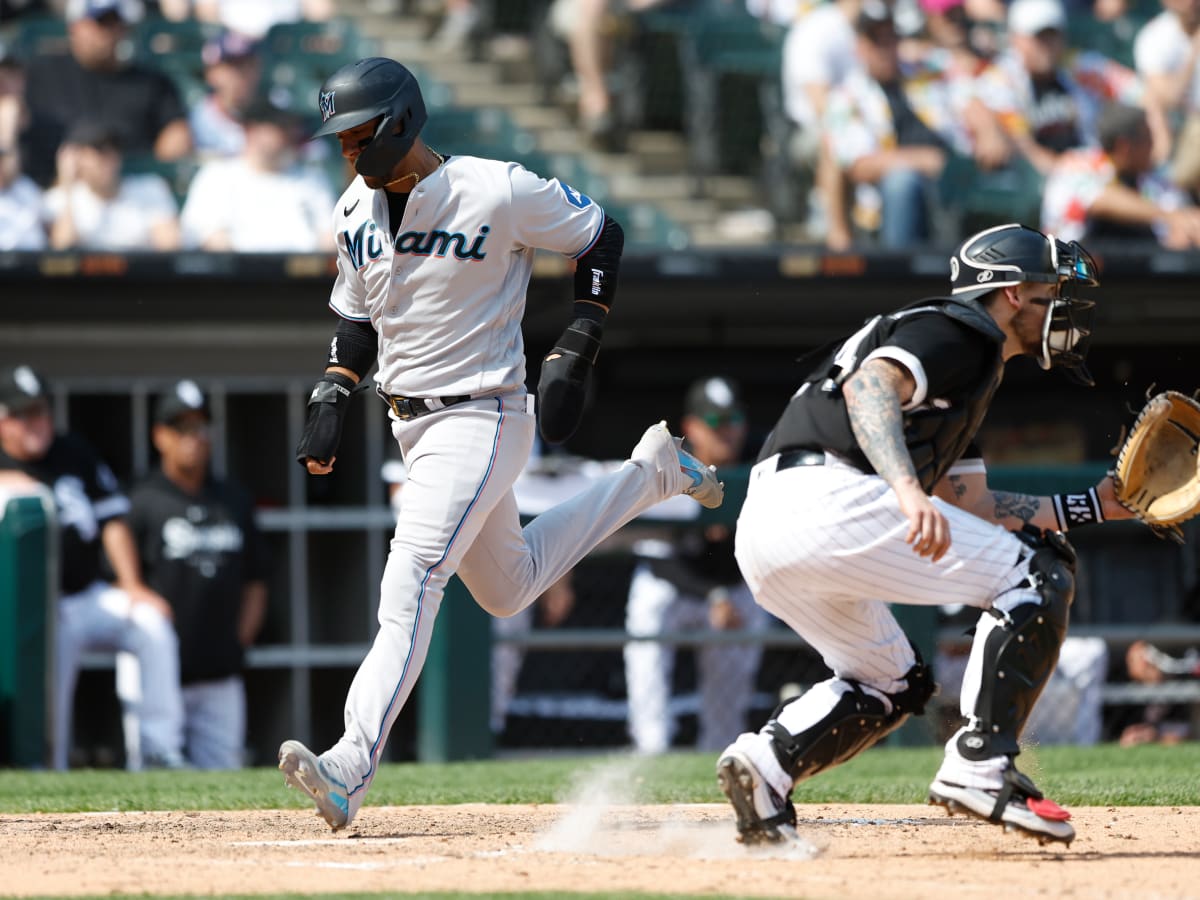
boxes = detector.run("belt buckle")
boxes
[392,395,416,420]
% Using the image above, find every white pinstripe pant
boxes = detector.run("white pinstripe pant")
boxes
[734,454,1039,745]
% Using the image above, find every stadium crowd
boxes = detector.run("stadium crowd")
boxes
[3,0,1200,250]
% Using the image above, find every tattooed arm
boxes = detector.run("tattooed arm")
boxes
[932,470,1056,529]
[844,358,951,560]
[932,469,1137,529]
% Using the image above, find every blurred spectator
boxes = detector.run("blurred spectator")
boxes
[1118,639,1200,746]
[0,39,28,151]
[43,119,182,250]
[0,44,45,250]
[432,0,481,51]
[976,0,1151,176]
[159,0,333,39]
[0,145,44,249]
[0,364,185,770]
[746,0,811,24]
[1042,102,1200,246]
[824,1,978,247]
[1133,0,1200,189]
[781,0,861,248]
[125,381,269,768]
[624,376,769,754]
[189,30,262,160]
[180,98,335,251]
[551,0,675,150]
[20,0,192,187]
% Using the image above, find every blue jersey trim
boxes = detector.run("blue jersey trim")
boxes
[328,300,372,322]
[348,397,507,797]
[571,211,607,260]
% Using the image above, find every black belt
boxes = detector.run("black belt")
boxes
[376,386,472,420]
[776,449,826,470]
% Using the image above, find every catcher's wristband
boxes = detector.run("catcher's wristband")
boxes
[1052,487,1105,531]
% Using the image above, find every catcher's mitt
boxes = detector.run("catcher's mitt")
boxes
[1112,389,1200,543]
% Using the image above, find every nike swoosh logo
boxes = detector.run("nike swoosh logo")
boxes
[343,199,360,217]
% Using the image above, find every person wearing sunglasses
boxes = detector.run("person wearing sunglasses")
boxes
[624,376,770,755]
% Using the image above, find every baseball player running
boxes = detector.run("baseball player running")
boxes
[717,224,1137,847]
[278,57,723,831]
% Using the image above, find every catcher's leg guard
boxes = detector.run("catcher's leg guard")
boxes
[767,654,937,783]
[718,651,934,844]
[956,527,1075,761]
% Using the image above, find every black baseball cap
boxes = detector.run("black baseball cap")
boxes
[684,376,746,424]
[0,364,50,418]
[155,380,210,426]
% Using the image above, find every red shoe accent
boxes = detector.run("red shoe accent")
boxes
[1027,797,1071,821]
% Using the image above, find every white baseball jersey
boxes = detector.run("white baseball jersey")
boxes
[328,156,605,398]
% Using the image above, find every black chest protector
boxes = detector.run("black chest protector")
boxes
[761,297,1005,493]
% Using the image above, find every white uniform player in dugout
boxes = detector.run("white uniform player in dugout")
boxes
[277,57,724,831]
[716,225,1138,847]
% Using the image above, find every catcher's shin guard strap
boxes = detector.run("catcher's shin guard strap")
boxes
[767,658,935,783]
[989,765,1045,823]
[959,529,1073,761]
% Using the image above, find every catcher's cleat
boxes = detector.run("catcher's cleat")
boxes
[631,421,725,508]
[279,739,351,832]
[928,765,1074,846]
[716,749,798,845]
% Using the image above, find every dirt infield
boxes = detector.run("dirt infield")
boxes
[3,804,1198,898]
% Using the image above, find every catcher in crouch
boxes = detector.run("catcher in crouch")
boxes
[719,224,1151,849]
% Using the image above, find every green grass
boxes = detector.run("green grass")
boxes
[2,742,1199,815]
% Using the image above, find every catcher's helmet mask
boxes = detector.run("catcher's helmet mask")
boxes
[313,57,427,181]
[950,223,1099,385]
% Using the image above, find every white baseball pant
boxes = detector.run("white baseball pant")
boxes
[323,392,681,818]
[624,564,766,753]
[734,454,1042,760]
[54,581,183,770]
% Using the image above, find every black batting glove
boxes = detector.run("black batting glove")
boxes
[537,317,603,445]
[295,372,357,467]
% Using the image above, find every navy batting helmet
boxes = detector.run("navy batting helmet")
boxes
[314,57,427,180]
[951,223,1100,384]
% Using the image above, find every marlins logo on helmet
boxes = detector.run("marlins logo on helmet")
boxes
[319,91,336,122]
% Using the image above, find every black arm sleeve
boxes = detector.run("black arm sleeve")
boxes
[573,214,624,309]
[327,316,378,379]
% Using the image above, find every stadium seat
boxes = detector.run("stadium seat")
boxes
[605,200,690,250]
[261,18,373,68]
[132,17,219,64]
[1066,14,1148,69]
[675,7,786,178]
[13,15,68,59]
[938,154,1045,237]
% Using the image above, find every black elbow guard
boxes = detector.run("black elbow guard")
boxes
[573,215,623,309]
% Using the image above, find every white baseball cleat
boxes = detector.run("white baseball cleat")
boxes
[928,765,1075,846]
[279,739,351,832]
[631,421,725,508]
[716,741,798,845]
